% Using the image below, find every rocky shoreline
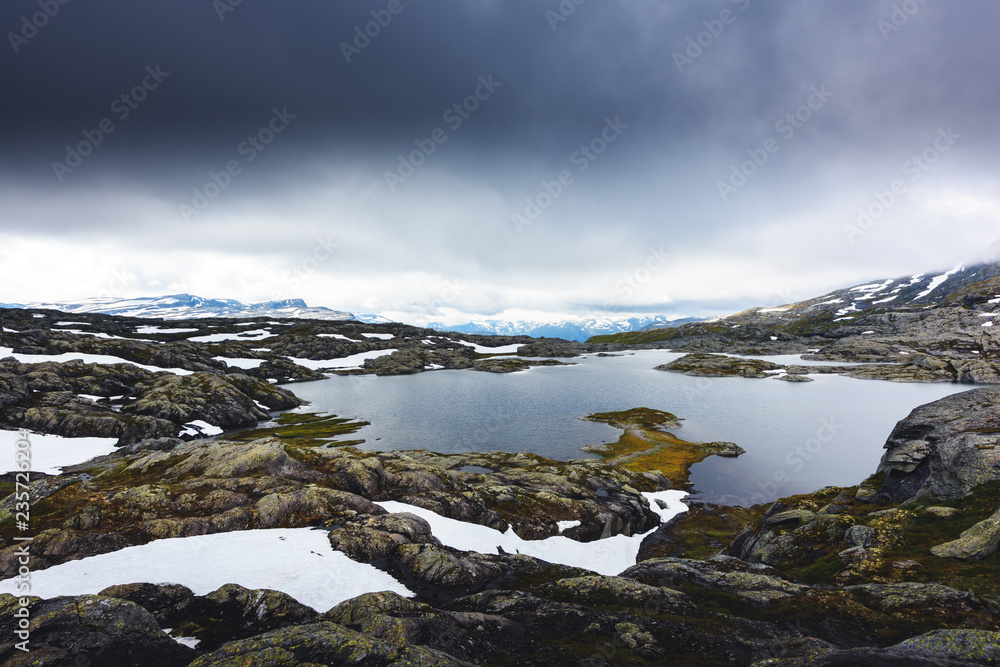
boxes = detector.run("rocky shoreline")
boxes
[654,352,975,383]
[0,394,996,665]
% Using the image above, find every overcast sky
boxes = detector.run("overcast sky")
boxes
[1,0,998,324]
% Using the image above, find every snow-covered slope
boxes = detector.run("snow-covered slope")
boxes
[716,262,993,327]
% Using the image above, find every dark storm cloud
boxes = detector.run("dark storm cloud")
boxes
[4,0,998,184]
[2,0,999,318]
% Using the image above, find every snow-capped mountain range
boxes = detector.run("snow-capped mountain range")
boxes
[0,294,691,339]
[9,263,988,342]
[430,316,701,342]
[0,294,384,323]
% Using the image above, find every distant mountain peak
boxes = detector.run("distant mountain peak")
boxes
[0,294,360,322]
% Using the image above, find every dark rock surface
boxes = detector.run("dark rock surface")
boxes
[875,386,1000,501]
[0,593,196,666]
[656,353,784,378]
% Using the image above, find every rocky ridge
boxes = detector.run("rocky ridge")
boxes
[592,262,1000,385]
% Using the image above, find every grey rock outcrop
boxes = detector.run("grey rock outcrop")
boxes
[930,506,1000,560]
[875,387,1000,502]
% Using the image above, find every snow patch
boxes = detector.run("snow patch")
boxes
[0,528,413,612]
[56,330,142,341]
[557,520,582,533]
[318,333,359,342]
[171,636,201,649]
[361,333,394,340]
[0,430,119,475]
[376,490,687,576]
[0,347,193,376]
[850,280,893,293]
[180,420,223,437]
[135,326,199,335]
[188,329,273,343]
[289,349,396,370]
[213,356,264,369]
[455,340,523,355]
[912,264,963,301]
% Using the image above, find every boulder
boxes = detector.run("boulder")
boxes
[930,506,1000,560]
[875,387,1000,501]
[327,512,440,562]
[622,556,808,606]
[323,591,520,663]
[186,621,472,666]
[0,594,195,666]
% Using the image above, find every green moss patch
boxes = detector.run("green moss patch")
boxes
[222,412,367,448]
[583,408,743,487]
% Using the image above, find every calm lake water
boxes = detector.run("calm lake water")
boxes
[286,351,968,505]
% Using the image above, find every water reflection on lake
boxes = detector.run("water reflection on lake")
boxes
[286,351,967,505]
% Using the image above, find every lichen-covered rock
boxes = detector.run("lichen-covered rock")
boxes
[472,358,569,373]
[206,584,317,630]
[847,582,989,615]
[765,509,816,527]
[187,621,473,666]
[97,582,202,627]
[925,505,961,518]
[0,389,178,444]
[386,543,507,600]
[0,528,132,579]
[248,357,326,383]
[0,373,30,408]
[930,506,1000,560]
[750,629,1000,666]
[728,500,862,571]
[323,591,520,664]
[876,387,1000,502]
[327,512,440,562]
[134,436,314,481]
[622,556,808,606]
[0,359,301,444]
[775,373,814,382]
[844,524,876,548]
[536,575,695,614]
[386,542,594,603]
[656,353,784,378]
[894,629,1000,665]
[123,372,301,427]
[0,594,195,666]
